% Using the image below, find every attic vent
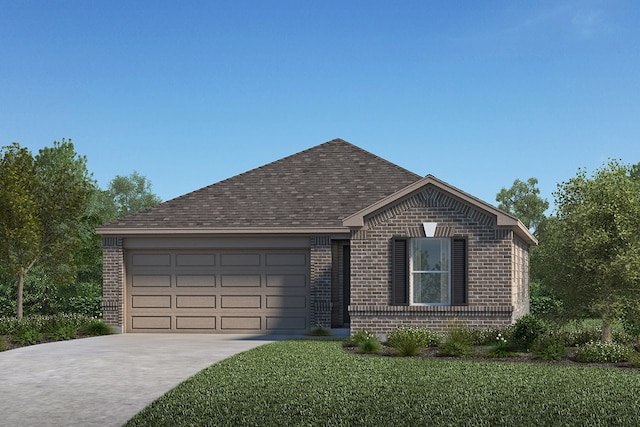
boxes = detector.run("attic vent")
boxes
[102,236,122,248]
[422,222,437,237]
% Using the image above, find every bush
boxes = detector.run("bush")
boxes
[532,335,568,361]
[13,325,42,346]
[344,329,376,347]
[308,325,332,336]
[512,314,548,351]
[438,323,474,357]
[485,333,515,358]
[358,334,382,354]
[575,341,632,363]
[468,326,512,346]
[79,319,113,336]
[0,336,8,352]
[386,327,442,356]
[47,323,78,341]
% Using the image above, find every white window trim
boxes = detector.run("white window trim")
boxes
[409,237,452,306]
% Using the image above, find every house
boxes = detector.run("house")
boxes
[97,139,536,335]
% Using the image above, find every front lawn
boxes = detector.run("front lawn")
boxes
[126,340,640,426]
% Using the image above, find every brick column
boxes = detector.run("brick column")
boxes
[102,236,124,333]
[310,236,332,329]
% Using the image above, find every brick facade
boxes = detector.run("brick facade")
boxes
[102,236,124,332]
[310,236,332,328]
[348,185,529,335]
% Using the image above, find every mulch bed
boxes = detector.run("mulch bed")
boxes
[343,343,640,370]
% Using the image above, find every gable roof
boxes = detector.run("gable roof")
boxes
[97,139,422,235]
[343,174,538,245]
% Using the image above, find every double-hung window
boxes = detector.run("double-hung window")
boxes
[391,236,467,306]
[410,238,451,305]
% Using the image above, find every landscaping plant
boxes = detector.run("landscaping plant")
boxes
[532,334,568,361]
[574,341,632,363]
[511,314,547,351]
[486,333,515,358]
[438,322,474,357]
[386,326,442,356]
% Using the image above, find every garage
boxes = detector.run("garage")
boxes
[125,249,310,333]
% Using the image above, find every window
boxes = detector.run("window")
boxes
[391,237,467,306]
[410,238,450,305]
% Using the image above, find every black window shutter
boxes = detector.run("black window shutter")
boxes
[452,238,467,305]
[391,237,409,305]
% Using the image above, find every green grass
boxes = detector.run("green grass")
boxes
[126,340,640,426]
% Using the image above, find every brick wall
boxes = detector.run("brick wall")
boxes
[102,236,124,332]
[349,185,528,335]
[512,235,530,320]
[310,236,332,328]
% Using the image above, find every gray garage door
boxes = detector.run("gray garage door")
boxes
[125,249,310,333]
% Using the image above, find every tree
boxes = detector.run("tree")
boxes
[496,177,549,235]
[107,170,162,218]
[0,140,93,318]
[539,160,640,342]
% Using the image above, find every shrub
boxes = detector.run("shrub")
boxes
[628,352,640,368]
[358,334,382,354]
[344,329,376,347]
[386,327,442,356]
[532,335,568,361]
[47,323,78,341]
[575,341,632,363]
[0,336,8,352]
[469,326,512,346]
[79,319,113,336]
[0,316,20,335]
[13,325,42,346]
[511,314,547,351]
[438,322,474,357]
[485,333,515,358]
[308,325,332,336]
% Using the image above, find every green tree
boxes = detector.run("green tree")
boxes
[0,140,93,318]
[540,160,640,342]
[496,177,549,235]
[107,170,161,218]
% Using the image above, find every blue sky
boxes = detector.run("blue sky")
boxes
[2,1,639,211]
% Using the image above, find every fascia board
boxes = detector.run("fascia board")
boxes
[95,226,351,236]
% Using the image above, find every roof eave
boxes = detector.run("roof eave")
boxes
[343,174,538,246]
[96,226,352,236]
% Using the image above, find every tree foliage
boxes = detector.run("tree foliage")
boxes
[496,177,549,235]
[0,140,93,318]
[537,160,640,341]
[107,170,162,218]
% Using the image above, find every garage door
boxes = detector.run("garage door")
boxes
[125,249,310,333]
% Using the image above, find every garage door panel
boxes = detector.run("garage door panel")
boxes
[176,275,216,287]
[266,316,307,331]
[131,295,172,308]
[220,275,261,287]
[131,316,171,330]
[127,249,309,333]
[176,316,216,330]
[220,295,261,309]
[266,274,306,288]
[132,254,172,267]
[266,253,306,266]
[131,275,171,287]
[176,295,216,308]
[220,253,261,266]
[266,295,306,309]
[176,254,216,266]
[220,316,261,330]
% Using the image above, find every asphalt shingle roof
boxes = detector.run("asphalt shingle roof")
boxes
[100,139,422,231]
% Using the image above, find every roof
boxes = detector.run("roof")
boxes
[97,139,422,235]
[343,174,538,245]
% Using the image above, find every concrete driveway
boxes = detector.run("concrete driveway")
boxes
[0,333,282,427]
